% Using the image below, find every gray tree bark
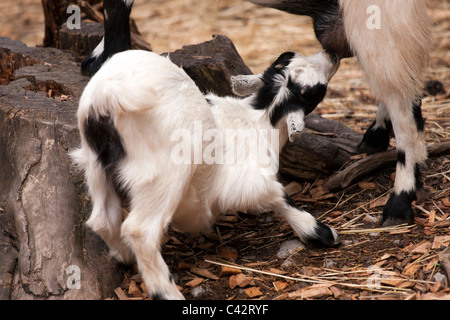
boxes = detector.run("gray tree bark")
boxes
[0,37,122,299]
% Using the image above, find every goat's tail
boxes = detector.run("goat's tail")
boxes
[340,0,433,101]
[78,51,169,122]
[78,77,159,121]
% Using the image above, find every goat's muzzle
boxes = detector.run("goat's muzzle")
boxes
[287,109,305,142]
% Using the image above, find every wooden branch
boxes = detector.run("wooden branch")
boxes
[322,141,450,193]
[79,0,104,23]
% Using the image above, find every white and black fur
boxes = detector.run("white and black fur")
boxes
[81,0,433,227]
[71,49,340,299]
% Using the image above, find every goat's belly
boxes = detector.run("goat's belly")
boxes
[171,186,215,234]
[214,164,278,214]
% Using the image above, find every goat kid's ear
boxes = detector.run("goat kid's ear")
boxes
[231,74,264,97]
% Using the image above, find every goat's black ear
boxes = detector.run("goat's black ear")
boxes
[271,52,296,70]
[298,83,328,115]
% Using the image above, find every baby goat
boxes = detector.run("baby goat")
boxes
[71,49,340,299]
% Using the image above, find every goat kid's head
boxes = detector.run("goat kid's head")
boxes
[232,50,339,142]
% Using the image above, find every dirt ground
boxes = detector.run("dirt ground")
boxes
[1,0,449,300]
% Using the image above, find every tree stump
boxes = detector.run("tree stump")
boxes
[0,37,122,299]
[163,34,253,97]
[280,113,362,181]
[58,22,104,57]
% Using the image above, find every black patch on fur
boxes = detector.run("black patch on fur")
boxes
[205,97,213,106]
[358,119,392,155]
[283,191,298,208]
[425,80,446,96]
[84,111,129,201]
[251,52,295,113]
[414,163,423,190]
[382,191,416,226]
[81,0,132,75]
[412,99,425,132]
[252,52,328,127]
[151,292,165,300]
[397,150,406,167]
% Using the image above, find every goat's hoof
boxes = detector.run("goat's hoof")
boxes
[357,125,390,155]
[308,222,340,248]
[381,192,415,227]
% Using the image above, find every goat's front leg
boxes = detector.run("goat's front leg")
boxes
[381,96,427,226]
[121,182,185,300]
[272,191,340,247]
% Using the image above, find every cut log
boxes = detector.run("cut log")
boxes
[322,141,450,193]
[58,22,105,57]
[279,113,362,181]
[163,34,253,97]
[0,37,122,300]
[58,21,152,58]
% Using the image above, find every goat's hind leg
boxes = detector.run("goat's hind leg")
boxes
[82,158,135,264]
[121,180,186,300]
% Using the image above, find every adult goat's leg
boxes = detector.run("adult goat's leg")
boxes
[81,0,133,75]
[339,0,432,225]
[381,97,427,226]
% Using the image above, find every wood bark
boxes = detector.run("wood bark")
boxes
[322,141,450,193]
[42,0,70,47]
[0,37,122,299]
[279,113,362,181]
[163,34,253,97]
